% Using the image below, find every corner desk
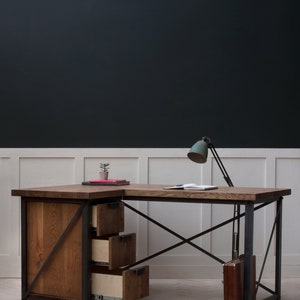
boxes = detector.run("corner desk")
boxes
[12,184,291,300]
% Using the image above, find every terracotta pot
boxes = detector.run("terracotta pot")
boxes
[99,171,109,180]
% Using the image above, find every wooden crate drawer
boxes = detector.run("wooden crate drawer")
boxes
[92,266,149,300]
[92,202,124,236]
[92,233,136,269]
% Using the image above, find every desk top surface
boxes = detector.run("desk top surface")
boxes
[12,184,291,204]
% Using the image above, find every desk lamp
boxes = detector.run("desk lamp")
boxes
[187,136,239,259]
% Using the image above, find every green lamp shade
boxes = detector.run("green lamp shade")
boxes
[187,140,208,163]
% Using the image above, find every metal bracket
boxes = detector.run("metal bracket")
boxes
[120,233,132,243]
[134,266,145,276]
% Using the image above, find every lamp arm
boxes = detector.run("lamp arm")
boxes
[207,140,239,259]
[208,143,234,187]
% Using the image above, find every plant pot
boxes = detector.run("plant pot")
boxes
[99,171,109,180]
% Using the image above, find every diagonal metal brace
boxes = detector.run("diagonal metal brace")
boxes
[123,201,225,264]
[123,201,270,268]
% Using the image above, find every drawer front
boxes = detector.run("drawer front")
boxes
[123,266,150,300]
[92,233,136,269]
[92,266,149,300]
[92,273,122,298]
[92,202,124,236]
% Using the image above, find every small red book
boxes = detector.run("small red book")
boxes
[82,179,130,186]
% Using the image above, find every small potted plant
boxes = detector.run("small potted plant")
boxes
[99,163,110,180]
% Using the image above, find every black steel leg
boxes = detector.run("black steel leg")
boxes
[275,198,283,299]
[21,200,27,300]
[82,202,91,300]
[244,203,254,300]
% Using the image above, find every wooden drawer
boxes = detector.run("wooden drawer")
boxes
[92,201,124,236]
[92,266,149,300]
[92,233,136,269]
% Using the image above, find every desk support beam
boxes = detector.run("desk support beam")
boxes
[275,197,283,298]
[82,202,91,300]
[21,201,27,300]
[244,203,254,300]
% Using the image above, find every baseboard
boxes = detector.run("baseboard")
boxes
[148,257,300,279]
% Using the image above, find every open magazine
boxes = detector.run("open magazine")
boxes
[164,183,218,190]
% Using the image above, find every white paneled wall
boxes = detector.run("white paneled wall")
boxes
[0,148,299,279]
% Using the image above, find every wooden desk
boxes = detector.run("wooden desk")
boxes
[12,184,291,300]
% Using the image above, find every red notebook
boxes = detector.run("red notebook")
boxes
[82,179,130,186]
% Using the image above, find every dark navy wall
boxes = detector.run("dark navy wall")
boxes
[1,1,299,147]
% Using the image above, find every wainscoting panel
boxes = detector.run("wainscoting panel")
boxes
[19,157,76,188]
[0,157,20,277]
[210,157,267,257]
[276,157,300,276]
[84,157,139,182]
[0,148,299,279]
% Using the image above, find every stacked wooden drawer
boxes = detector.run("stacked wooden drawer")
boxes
[91,201,149,300]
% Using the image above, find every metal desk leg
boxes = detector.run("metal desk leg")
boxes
[21,200,27,300]
[244,203,254,300]
[82,202,91,300]
[275,198,283,298]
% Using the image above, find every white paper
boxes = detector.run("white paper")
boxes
[164,183,218,190]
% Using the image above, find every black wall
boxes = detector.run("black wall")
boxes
[1,1,299,148]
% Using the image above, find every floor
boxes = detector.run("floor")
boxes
[1,278,299,299]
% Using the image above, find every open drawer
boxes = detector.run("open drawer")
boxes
[92,201,124,236]
[92,233,136,269]
[92,265,149,300]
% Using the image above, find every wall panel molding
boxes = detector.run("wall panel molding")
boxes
[0,148,299,278]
